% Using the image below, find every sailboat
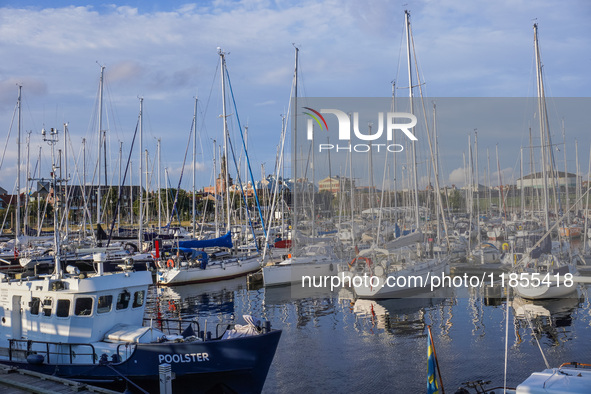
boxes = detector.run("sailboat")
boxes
[346,10,449,299]
[157,49,262,286]
[259,47,347,287]
[510,23,578,300]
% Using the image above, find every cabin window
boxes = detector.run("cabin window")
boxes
[42,298,53,317]
[56,299,70,318]
[132,291,145,308]
[74,297,93,316]
[30,298,40,315]
[116,291,130,310]
[97,295,113,314]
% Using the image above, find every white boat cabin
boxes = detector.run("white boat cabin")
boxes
[0,270,152,347]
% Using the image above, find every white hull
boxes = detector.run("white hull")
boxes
[157,254,261,286]
[262,260,339,287]
[353,258,449,299]
[513,272,578,299]
[516,364,591,393]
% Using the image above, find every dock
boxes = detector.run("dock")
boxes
[0,363,121,394]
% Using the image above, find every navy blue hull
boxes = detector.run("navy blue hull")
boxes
[5,330,281,394]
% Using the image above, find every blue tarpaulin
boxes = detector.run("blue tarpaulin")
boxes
[178,231,233,249]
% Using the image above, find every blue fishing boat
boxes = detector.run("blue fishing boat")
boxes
[0,265,281,393]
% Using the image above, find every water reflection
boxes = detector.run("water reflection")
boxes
[144,280,591,393]
[350,287,452,336]
[263,285,338,330]
[512,293,584,346]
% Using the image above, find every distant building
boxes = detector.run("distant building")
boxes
[0,186,7,195]
[517,171,578,190]
[228,182,255,197]
[318,176,354,194]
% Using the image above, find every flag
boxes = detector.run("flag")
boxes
[427,326,440,394]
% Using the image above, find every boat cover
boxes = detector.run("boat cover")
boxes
[221,315,261,339]
[104,324,165,343]
[178,231,233,249]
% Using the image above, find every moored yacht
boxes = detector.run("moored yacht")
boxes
[262,242,345,286]
[156,231,262,286]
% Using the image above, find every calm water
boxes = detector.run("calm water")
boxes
[148,277,591,394]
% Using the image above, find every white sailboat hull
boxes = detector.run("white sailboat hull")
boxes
[514,273,578,299]
[262,259,339,287]
[157,254,261,286]
[353,258,449,299]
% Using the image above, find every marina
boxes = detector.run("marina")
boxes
[1,2,590,393]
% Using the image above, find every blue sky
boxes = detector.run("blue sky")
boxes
[0,0,589,194]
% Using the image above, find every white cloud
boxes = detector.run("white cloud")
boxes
[448,167,467,187]
[0,1,588,193]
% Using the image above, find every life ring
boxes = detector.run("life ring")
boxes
[167,259,175,268]
[348,256,372,269]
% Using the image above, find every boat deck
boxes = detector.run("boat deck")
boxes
[0,363,121,394]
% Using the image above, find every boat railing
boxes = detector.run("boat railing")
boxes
[143,317,237,340]
[143,317,201,337]
[215,322,235,338]
[8,339,97,364]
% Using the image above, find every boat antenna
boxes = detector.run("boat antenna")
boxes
[41,126,64,278]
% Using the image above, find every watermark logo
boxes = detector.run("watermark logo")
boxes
[303,107,329,135]
[303,108,417,153]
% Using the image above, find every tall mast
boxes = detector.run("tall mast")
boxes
[144,149,149,224]
[97,65,105,225]
[25,131,31,235]
[219,49,231,233]
[16,85,22,240]
[520,147,525,215]
[192,97,198,236]
[433,103,440,241]
[82,139,86,235]
[37,146,42,235]
[575,138,587,212]
[63,123,69,240]
[292,45,299,249]
[158,138,162,231]
[534,23,550,231]
[562,121,568,216]
[405,10,420,230]
[118,141,122,227]
[213,140,218,237]
[138,97,143,250]
[129,160,133,228]
[475,130,480,245]
[391,83,398,210]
